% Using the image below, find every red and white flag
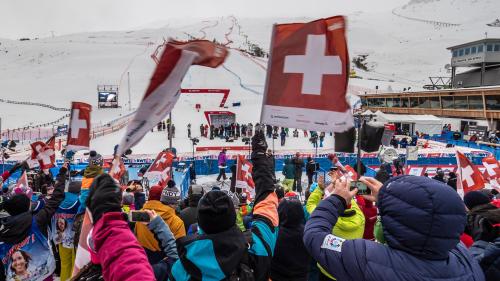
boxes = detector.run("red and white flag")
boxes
[236,155,255,199]
[481,155,500,180]
[67,102,91,151]
[456,150,485,195]
[344,165,358,181]
[109,157,126,181]
[260,16,352,132]
[13,171,33,199]
[145,151,175,187]
[116,40,228,156]
[30,137,56,171]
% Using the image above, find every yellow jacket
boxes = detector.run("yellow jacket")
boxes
[135,200,186,251]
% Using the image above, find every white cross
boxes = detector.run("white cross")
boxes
[483,161,498,176]
[283,34,342,95]
[39,149,54,167]
[70,109,87,139]
[462,165,475,187]
[241,163,251,179]
[156,154,168,168]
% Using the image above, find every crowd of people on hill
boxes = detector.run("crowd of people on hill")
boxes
[0,131,499,281]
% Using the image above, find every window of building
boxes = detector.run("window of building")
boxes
[410,97,419,108]
[468,96,483,110]
[459,49,464,56]
[454,96,468,109]
[401,97,410,108]
[393,98,401,107]
[471,46,477,54]
[487,44,493,52]
[465,48,470,55]
[418,97,430,108]
[442,96,453,109]
[452,50,458,57]
[386,98,394,107]
[372,98,385,107]
[486,95,500,110]
[361,98,367,107]
[478,45,484,53]
[495,44,500,52]
[429,97,440,108]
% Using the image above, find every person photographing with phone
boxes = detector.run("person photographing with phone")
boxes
[304,176,485,281]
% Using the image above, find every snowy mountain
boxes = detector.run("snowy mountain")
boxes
[0,0,499,155]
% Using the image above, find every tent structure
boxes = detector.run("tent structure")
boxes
[370,110,443,135]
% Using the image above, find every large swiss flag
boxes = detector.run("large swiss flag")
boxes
[261,16,352,132]
[456,150,485,194]
[66,102,91,151]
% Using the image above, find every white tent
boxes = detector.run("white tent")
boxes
[371,111,443,135]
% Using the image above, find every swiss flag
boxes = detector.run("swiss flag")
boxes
[109,157,126,181]
[67,102,91,151]
[145,151,175,186]
[261,16,352,132]
[456,151,485,194]
[481,155,500,180]
[30,137,56,171]
[236,155,255,199]
[344,165,358,181]
[116,40,228,156]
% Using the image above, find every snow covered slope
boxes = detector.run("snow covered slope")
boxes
[0,0,499,155]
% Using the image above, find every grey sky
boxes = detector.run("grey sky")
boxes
[0,0,408,39]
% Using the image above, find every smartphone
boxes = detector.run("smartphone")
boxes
[129,211,150,223]
[350,181,371,195]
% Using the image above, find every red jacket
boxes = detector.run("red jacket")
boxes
[92,212,155,281]
[356,196,377,240]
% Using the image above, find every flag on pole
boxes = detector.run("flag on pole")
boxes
[30,136,56,171]
[115,40,228,156]
[66,102,92,151]
[481,155,500,180]
[260,16,352,132]
[109,157,126,181]
[144,151,175,187]
[456,150,485,195]
[236,155,255,199]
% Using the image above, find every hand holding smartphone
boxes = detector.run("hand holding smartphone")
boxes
[129,211,151,223]
[350,181,371,195]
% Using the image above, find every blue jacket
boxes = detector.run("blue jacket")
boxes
[471,238,500,281]
[304,176,485,281]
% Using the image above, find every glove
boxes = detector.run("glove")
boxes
[251,130,267,158]
[86,174,122,223]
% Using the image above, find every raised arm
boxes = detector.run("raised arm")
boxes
[35,165,67,233]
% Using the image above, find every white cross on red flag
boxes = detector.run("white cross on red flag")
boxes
[30,137,56,171]
[115,39,228,156]
[145,151,175,187]
[344,165,358,181]
[109,157,126,181]
[481,155,500,180]
[261,16,352,132]
[456,150,485,194]
[67,102,91,151]
[236,154,255,199]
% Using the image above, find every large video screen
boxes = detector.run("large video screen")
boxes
[98,92,119,108]
[210,114,236,127]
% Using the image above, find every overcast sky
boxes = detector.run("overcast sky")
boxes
[0,0,408,39]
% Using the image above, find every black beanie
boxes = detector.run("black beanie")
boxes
[4,194,30,216]
[197,190,236,234]
[464,191,491,210]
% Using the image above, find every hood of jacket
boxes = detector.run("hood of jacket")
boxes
[175,226,247,280]
[0,211,32,244]
[378,175,466,260]
[278,199,305,228]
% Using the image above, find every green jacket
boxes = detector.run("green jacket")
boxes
[282,159,295,179]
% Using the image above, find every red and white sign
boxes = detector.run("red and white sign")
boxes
[145,151,175,186]
[30,137,56,171]
[261,16,352,132]
[456,151,485,194]
[67,102,91,151]
[236,155,255,199]
[116,40,228,156]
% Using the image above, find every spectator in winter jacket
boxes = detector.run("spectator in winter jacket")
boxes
[217,149,228,181]
[84,173,155,281]
[304,175,485,281]
[270,198,310,281]
[128,180,146,210]
[282,159,295,192]
[471,237,500,281]
[306,184,365,280]
[52,180,81,281]
[135,185,185,264]
[305,157,317,188]
[292,152,305,193]
[78,151,104,213]
[169,130,279,281]
[0,164,67,281]
[464,191,500,243]
[179,185,204,232]
[447,172,458,191]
